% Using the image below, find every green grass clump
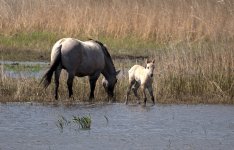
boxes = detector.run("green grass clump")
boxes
[4,64,42,72]
[73,115,92,129]
[56,115,91,133]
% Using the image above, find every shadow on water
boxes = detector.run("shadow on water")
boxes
[0,103,234,150]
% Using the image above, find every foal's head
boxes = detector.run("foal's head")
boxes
[145,59,155,77]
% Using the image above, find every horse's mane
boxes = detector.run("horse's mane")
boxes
[89,39,116,72]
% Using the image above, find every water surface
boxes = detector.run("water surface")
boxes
[0,103,234,150]
[0,61,48,78]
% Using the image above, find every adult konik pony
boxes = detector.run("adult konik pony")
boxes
[41,38,120,100]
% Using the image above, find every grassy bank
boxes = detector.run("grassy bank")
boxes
[1,45,233,104]
[0,31,162,61]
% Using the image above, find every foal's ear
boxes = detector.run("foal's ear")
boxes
[116,70,121,75]
[146,59,150,64]
[152,59,155,63]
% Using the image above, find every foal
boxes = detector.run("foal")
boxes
[125,59,155,106]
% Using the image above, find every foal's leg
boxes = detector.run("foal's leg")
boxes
[88,73,100,100]
[54,66,62,100]
[141,85,147,106]
[147,84,155,105]
[125,79,135,104]
[67,73,74,99]
[132,82,140,104]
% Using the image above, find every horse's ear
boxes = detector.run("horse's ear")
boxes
[116,70,120,75]
[152,59,155,63]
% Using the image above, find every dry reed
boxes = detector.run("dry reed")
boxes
[0,0,233,42]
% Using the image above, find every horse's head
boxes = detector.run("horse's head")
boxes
[145,59,155,77]
[102,70,120,98]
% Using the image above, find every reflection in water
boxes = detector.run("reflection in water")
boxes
[0,103,234,150]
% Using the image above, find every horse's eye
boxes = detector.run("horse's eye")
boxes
[147,67,149,69]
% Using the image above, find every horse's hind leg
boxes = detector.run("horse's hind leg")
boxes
[125,79,135,104]
[67,73,74,99]
[54,66,62,100]
[132,82,140,104]
[88,73,100,100]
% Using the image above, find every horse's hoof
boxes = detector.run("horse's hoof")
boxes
[69,96,74,100]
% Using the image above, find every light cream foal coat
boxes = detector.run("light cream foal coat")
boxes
[126,60,155,106]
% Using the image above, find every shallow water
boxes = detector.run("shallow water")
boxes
[0,61,49,78]
[0,103,234,150]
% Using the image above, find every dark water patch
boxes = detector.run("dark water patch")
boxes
[113,54,148,60]
[0,103,234,150]
[0,60,49,66]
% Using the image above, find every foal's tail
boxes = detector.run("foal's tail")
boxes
[40,44,62,89]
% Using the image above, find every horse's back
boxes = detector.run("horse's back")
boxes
[52,38,105,76]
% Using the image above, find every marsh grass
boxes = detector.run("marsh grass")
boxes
[73,115,92,129]
[0,41,233,104]
[0,0,233,61]
[0,31,161,61]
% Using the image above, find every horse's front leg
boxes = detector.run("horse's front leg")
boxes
[67,73,74,99]
[89,73,100,100]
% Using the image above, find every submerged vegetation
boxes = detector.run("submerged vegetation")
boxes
[56,115,92,132]
[0,0,233,104]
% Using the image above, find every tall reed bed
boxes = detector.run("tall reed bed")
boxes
[0,0,233,42]
[155,42,234,103]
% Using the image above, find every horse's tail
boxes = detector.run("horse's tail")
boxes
[40,44,62,89]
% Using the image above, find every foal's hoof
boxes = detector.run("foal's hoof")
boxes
[89,97,94,101]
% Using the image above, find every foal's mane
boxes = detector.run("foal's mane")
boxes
[89,39,116,72]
